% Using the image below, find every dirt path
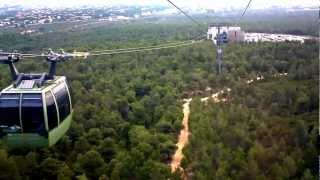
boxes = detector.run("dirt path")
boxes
[169,89,230,175]
[170,73,287,176]
[170,98,192,173]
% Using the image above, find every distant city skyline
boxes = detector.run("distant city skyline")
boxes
[0,0,317,9]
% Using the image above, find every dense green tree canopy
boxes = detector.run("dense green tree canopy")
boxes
[0,12,318,179]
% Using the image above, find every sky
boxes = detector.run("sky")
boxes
[0,0,317,9]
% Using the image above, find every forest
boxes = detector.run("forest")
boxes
[183,41,318,179]
[0,11,318,180]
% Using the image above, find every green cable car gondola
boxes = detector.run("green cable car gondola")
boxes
[0,52,73,148]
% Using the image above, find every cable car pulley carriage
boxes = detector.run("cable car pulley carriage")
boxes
[0,51,73,148]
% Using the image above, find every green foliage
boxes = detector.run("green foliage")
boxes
[0,13,318,180]
[39,157,62,179]
[184,40,318,179]
[0,150,20,180]
[74,150,107,179]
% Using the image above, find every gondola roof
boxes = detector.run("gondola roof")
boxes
[1,76,66,93]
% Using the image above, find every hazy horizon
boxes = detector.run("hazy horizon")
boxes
[0,0,317,10]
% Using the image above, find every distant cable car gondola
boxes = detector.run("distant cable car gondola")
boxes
[0,51,73,148]
[221,31,228,43]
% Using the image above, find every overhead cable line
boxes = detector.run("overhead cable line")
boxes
[213,0,254,74]
[9,28,207,58]
[90,32,207,53]
[20,41,196,57]
[166,0,203,27]
[89,40,203,56]
[2,0,209,59]
[241,0,253,17]
[2,39,204,59]
[166,0,209,36]
[90,40,193,53]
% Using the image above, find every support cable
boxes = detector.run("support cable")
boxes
[166,0,203,27]
[241,0,253,18]
[0,39,205,59]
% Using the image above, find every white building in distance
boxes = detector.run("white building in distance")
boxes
[244,33,313,43]
[207,26,245,44]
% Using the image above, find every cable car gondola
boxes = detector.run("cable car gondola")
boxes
[0,52,73,148]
